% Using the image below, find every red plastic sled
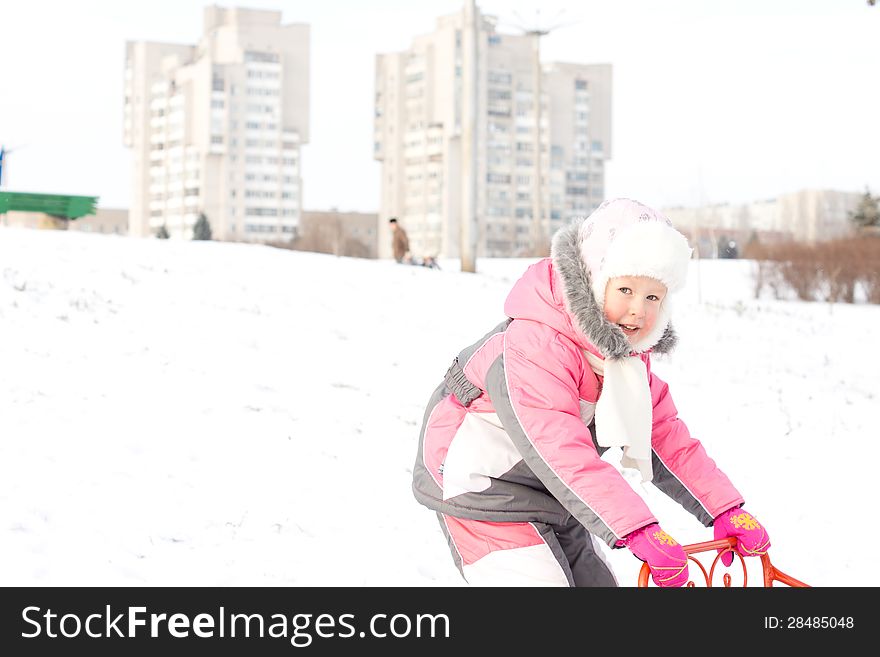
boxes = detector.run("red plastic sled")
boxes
[638,537,810,588]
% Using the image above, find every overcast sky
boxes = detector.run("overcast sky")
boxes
[1,0,877,213]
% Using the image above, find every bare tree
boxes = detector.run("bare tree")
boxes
[290,216,369,258]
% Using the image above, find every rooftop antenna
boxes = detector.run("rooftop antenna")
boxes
[498,8,580,255]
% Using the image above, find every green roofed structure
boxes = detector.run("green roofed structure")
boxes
[0,191,99,220]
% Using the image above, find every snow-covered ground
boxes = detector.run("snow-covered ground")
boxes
[1,227,876,587]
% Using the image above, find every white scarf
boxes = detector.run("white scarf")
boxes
[585,352,653,482]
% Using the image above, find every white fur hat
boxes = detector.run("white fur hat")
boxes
[579,200,690,300]
[551,198,693,357]
[580,198,693,352]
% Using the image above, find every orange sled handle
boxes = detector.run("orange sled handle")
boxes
[637,537,810,588]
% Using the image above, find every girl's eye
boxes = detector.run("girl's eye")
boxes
[618,287,631,294]
[647,295,660,301]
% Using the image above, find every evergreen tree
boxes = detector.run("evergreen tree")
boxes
[156,225,170,239]
[849,189,880,229]
[193,213,213,240]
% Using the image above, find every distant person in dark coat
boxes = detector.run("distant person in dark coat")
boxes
[389,218,410,263]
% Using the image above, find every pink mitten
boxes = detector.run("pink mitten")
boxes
[622,523,689,587]
[713,507,771,566]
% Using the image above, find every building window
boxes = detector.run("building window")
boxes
[244,51,280,63]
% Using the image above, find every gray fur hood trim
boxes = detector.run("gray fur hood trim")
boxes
[550,216,678,360]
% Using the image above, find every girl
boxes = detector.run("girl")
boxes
[411,198,770,586]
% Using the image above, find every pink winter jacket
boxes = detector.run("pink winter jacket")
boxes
[412,253,744,547]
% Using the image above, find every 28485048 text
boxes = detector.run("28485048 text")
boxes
[764,617,854,629]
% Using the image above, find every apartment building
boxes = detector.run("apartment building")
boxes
[663,189,862,255]
[124,6,309,241]
[374,3,611,259]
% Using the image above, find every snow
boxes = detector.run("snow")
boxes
[1,226,877,587]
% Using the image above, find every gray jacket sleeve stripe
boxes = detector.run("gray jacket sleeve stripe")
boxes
[458,319,512,365]
[441,319,512,407]
[436,513,465,577]
[650,451,715,526]
[412,379,453,500]
[485,353,619,547]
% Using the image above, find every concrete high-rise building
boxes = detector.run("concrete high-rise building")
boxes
[374,3,611,259]
[662,189,862,256]
[124,6,309,241]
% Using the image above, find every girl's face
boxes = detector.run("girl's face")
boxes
[603,276,668,345]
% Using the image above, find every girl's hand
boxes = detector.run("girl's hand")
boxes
[713,507,771,566]
[621,523,688,587]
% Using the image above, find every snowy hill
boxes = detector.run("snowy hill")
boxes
[1,227,877,587]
